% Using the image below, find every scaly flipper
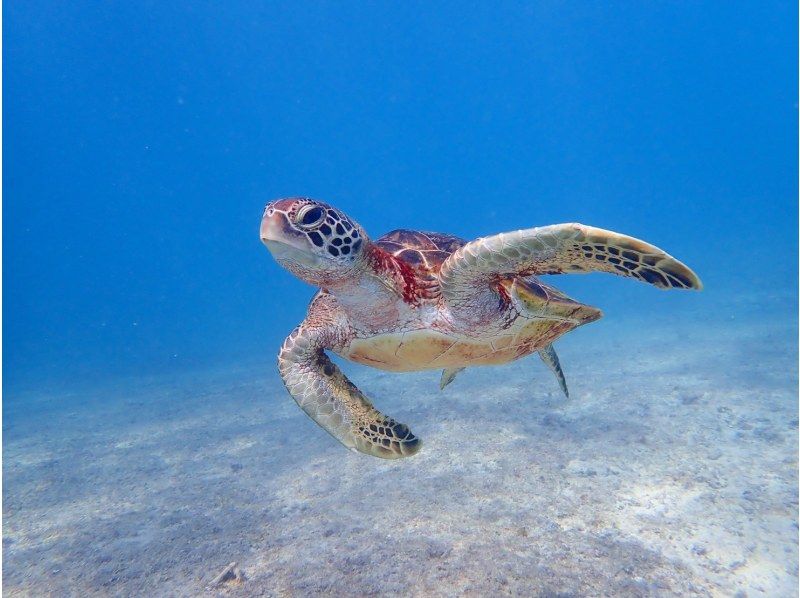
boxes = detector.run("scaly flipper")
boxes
[439,367,465,390]
[278,323,421,459]
[440,349,567,396]
[538,343,569,398]
[439,223,702,315]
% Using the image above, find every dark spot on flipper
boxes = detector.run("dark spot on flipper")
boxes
[382,438,391,447]
[322,363,335,376]
[621,250,639,262]
[666,274,687,288]
[392,423,410,439]
[369,424,378,432]
[595,254,607,262]
[607,247,620,255]
[583,252,593,258]
[639,269,668,287]
[667,270,694,288]
[614,265,628,273]
[607,257,621,265]
[623,261,637,270]
[641,255,659,266]
[581,245,593,251]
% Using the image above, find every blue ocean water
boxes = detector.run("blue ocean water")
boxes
[4,2,797,596]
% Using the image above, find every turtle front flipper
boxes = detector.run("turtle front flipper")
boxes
[278,324,421,459]
[439,224,702,316]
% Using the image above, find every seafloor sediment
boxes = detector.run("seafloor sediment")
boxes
[3,292,798,597]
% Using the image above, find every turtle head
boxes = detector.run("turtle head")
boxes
[260,197,368,285]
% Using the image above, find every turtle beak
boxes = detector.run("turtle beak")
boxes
[260,214,299,258]
[260,211,324,266]
[260,209,301,249]
[260,214,283,247]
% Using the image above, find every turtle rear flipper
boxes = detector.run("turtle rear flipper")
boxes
[439,223,702,315]
[439,367,465,390]
[504,277,602,325]
[440,348,569,398]
[279,325,421,459]
[538,344,569,398]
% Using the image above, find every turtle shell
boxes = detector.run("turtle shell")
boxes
[342,229,601,372]
[374,229,466,274]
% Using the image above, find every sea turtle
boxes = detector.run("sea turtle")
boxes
[260,197,702,459]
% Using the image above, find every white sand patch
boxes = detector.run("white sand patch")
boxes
[3,294,797,596]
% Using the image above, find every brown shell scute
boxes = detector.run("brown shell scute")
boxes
[375,229,467,273]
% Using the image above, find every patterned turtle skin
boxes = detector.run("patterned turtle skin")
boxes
[261,197,702,459]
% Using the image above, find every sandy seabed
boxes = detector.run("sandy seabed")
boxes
[4,293,798,597]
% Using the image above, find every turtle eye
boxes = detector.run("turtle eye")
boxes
[296,205,325,229]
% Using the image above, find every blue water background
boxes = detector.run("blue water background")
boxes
[5,2,797,395]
